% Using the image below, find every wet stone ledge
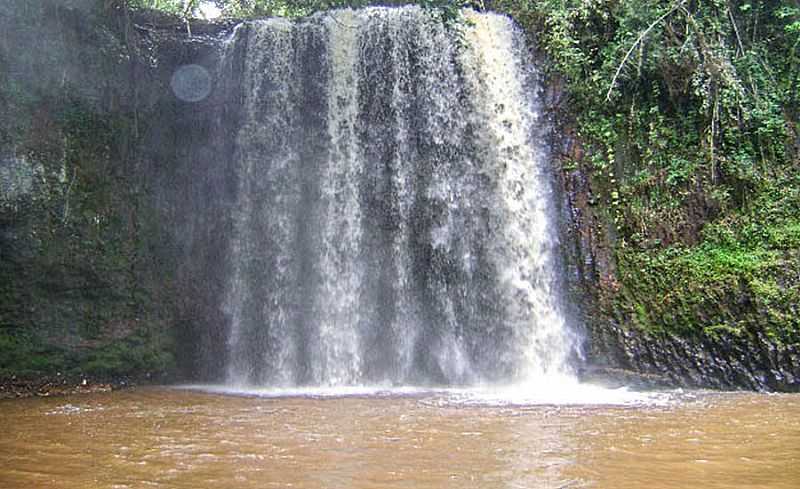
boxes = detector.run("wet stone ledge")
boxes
[583,322,800,392]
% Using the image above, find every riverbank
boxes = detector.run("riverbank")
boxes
[0,374,145,400]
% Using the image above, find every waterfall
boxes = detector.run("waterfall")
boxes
[219,7,578,388]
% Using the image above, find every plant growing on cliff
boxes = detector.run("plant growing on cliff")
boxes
[488,0,799,341]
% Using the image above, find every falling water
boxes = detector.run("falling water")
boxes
[221,7,578,388]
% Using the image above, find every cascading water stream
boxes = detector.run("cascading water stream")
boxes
[220,7,579,389]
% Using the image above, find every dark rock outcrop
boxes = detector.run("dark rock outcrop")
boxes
[579,321,800,391]
[0,0,234,381]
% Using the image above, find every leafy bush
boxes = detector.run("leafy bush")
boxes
[83,330,175,377]
[0,331,69,377]
[0,327,174,379]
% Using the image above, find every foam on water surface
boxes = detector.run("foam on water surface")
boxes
[176,381,672,407]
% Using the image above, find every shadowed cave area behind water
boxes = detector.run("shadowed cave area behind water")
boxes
[175,7,581,388]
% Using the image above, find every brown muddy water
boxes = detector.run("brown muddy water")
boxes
[0,387,798,488]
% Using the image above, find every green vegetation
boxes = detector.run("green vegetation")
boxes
[0,95,175,379]
[488,0,799,343]
[0,1,174,381]
[495,0,799,240]
[0,328,174,379]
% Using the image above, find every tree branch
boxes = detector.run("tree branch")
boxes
[606,0,687,101]
[727,1,745,56]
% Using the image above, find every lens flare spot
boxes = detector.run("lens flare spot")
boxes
[171,64,212,102]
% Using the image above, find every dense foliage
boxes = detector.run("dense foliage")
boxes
[490,1,799,343]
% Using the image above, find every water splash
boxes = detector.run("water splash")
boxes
[177,383,672,407]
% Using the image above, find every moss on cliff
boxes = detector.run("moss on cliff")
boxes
[0,0,175,380]
[607,168,800,343]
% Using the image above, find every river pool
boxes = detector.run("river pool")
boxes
[0,386,798,488]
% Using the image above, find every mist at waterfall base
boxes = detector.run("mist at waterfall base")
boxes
[180,7,648,405]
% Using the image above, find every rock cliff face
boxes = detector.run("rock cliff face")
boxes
[0,0,231,380]
[583,321,800,391]
[1,0,796,390]
[554,114,800,392]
